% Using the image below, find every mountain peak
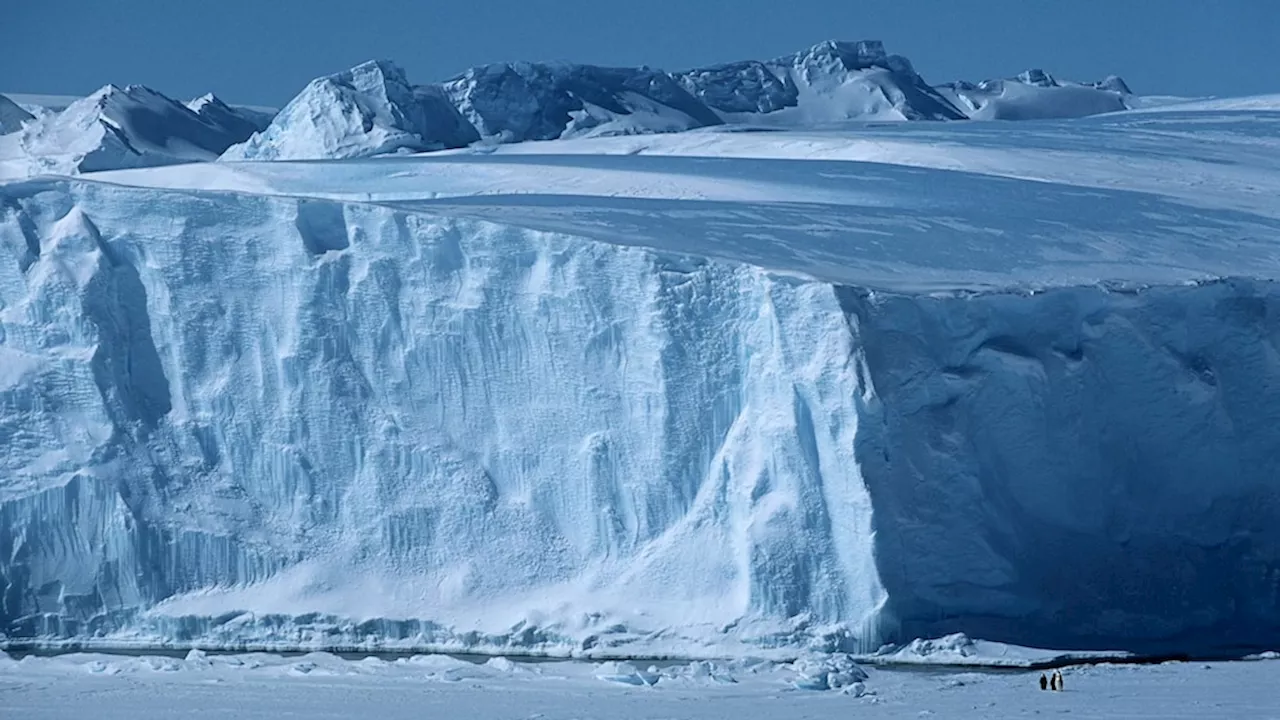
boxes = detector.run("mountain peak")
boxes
[187,92,231,112]
[1016,69,1059,87]
[225,59,477,161]
[340,59,411,89]
[1093,75,1132,94]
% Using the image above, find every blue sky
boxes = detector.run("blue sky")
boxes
[5,0,1278,106]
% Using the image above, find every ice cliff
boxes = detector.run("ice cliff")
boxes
[849,281,1280,651]
[2,128,1279,656]
[0,179,883,654]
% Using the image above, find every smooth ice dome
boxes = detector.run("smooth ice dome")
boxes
[3,94,1280,658]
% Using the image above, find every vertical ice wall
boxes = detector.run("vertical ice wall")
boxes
[0,181,885,653]
[4,179,1279,656]
[844,283,1280,653]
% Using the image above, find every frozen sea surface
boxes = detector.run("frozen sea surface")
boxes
[1,651,1278,720]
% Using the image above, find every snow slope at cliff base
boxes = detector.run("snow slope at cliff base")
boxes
[2,650,1278,720]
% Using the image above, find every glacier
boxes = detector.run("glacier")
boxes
[2,75,1280,659]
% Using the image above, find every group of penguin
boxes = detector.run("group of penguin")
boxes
[1039,670,1065,691]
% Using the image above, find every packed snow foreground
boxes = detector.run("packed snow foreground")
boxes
[2,39,1280,665]
[6,650,1279,720]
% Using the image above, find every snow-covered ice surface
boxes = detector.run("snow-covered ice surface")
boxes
[2,651,1278,720]
[3,93,1280,659]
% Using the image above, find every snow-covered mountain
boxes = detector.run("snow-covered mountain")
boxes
[3,41,1136,172]
[678,40,965,123]
[224,40,977,160]
[2,97,1280,658]
[12,84,270,175]
[224,60,477,161]
[442,61,723,142]
[4,94,81,115]
[0,95,34,134]
[186,93,275,142]
[938,68,1133,120]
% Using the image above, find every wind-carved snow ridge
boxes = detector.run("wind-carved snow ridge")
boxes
[0,179,886,657]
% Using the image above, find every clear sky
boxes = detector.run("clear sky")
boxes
[5,0,1279,107]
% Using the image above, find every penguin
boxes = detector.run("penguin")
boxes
[1055,670,1064,691]
[1039,673,1048,690]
